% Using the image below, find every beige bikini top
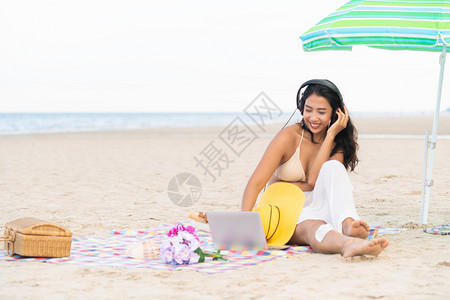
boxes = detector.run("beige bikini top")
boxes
[274,129,307,182]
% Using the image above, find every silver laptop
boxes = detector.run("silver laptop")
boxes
[206,211,289,251]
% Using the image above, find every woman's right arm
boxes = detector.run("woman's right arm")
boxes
[241,130,289,211]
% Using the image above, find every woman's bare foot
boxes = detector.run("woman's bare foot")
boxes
[342,237,389,258]
[343,218,370,239]
[188,212,208,224]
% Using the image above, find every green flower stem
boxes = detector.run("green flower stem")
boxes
[194,248,228,263]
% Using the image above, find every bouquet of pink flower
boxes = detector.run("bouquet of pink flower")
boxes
[160,224,227,265]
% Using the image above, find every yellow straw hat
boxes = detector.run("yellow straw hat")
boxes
[253,182,305,246]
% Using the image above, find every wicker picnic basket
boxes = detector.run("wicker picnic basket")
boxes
[1,217,72,257]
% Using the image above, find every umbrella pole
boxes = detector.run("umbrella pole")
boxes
[420,130,429,225]
[421,44,447,225]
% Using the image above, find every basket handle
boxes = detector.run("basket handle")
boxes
[0,227,14,241]
[1,228,15,256]
[6,240,14,256]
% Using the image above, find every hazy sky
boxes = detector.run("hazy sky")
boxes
[1,0,449,113]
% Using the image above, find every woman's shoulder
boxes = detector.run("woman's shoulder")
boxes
[273,124,303,145]
[277,123,301,137]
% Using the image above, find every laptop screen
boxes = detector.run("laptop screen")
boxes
[207,211,268,250]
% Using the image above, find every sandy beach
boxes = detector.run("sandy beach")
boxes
[1,114,449,299]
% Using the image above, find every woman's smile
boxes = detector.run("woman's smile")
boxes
[308,121,321,130]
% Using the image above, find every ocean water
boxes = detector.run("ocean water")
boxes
[0,112,295,135]
[2,112,448,139]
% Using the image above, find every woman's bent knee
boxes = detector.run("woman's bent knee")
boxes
[292,220,328,245]
[289,220,323,245]
[315,223,334,243]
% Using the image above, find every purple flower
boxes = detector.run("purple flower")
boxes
[177,244,192,262]
[180,231,199,251]
[160,240,174,264]
[171,235,183,246]
[189,252,200,264]
[172,243,187,265]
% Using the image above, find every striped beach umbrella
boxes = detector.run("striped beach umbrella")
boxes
[301,0,450,52]
[300,0,450,225]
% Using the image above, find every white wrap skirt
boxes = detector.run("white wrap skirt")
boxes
[297,160,359,235]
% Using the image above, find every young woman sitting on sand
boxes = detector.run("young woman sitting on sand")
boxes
[241,79,389,258]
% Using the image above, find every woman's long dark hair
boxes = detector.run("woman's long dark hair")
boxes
[298,84,359,171]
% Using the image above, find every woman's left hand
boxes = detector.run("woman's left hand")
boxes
[328,105,349,137]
